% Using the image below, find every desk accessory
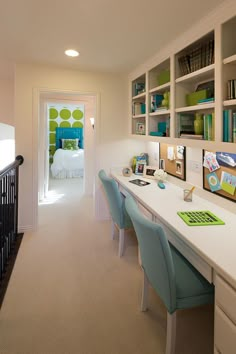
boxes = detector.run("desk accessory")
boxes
[129,179,150,187]
[177,210,225,226]
[122,167,132,177]
[184,186,195,201]
[158,181,166,189]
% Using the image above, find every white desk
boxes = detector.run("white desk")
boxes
[111,171,236,354]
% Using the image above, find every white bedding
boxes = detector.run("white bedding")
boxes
[51,148,84,179]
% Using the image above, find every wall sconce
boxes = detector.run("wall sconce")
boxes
[90,117,95,129]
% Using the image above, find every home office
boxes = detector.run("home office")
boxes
[99,142,236,354]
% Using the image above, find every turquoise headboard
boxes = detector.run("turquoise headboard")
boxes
[55,127,83,149]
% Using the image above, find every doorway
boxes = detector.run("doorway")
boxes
[38,90,97,206]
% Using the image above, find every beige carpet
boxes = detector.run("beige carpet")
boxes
[0,177,214,354]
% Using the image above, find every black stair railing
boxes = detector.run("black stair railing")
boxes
[0,155,24,280]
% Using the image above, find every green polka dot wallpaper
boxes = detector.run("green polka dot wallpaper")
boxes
[48,104,84,163]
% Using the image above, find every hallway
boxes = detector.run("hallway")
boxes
[0,178,213,354]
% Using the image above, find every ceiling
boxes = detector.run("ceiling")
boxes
[0,0,225,79]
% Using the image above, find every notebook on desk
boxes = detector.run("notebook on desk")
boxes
[177,210,225,226]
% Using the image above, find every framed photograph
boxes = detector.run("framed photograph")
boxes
[176,161,182,175]
[135,162,146,175]
[136,122,145,135]
[143,165,158,179]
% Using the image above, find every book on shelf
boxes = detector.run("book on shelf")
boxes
[203,113,214,141]
[197,97,215,104]
[233,112,236,143]
[223,109,235,142]
[227,79,236,100]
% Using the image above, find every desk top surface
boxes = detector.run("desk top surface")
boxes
[111,171,236,288]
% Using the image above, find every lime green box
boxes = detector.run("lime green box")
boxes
[186,90,207,106]
[157,70,170,86]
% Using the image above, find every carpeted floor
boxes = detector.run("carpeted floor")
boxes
[0,177,214,354]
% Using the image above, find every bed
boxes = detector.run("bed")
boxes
[51,127,84,179]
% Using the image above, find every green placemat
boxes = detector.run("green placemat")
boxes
[177,210,225,226]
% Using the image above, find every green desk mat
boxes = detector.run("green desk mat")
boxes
[177,210,225,226]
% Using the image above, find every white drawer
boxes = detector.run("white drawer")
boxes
[138,202,153,221]
[215,305,236,354]
[215,274,236,324]
[154,216,213,283]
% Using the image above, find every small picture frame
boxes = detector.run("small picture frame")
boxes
[136,122,145,135]
[135,162,146,175]
[143,165,158,179]
[176,161,182,175]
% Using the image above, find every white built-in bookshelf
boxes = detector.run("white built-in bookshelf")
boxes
[129,11,236,153]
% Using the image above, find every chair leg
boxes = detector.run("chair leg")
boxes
[111,220,115,240]
[141,269,149,311]
[166,311,177,354]
[118,228,125,257]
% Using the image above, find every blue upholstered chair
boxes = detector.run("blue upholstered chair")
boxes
[98,170,133,257]
[125,195,214,354]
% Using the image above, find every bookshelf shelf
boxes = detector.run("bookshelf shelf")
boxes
[132,114,146,119]
[175,103,215,113]
[150,110,170,116]
[175,64,215,84]
[223,99,236,106]
[132,92,146,100]
[223,54,236,65]
[149,83,170,94]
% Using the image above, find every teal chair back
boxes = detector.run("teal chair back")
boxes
[125,195,177,313]
[98,170,132,229]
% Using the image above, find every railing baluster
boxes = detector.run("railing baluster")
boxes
[0,155,24,284]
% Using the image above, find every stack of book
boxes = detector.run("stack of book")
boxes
[227,80,236,100]
[223,109,236,143]
[132,102,146,115]
[178,38,214,76]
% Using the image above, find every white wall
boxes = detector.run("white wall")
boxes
[0,123,15,170]
[0,79,14,126]
[15,64,145,230]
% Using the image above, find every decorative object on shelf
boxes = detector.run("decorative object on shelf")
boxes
[186,89,207,106]
[136,122,145,135]
[161,91,170,109]
[143,165,158,179]
[157,69,170,86]
[151,94,163,112]
[134,82,145,96]
[122,167,132,177]
[194,113,204,135]
[154,169,167,183]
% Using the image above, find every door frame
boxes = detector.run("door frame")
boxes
[33,87,100,230]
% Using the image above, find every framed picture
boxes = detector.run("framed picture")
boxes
[136,122,145,135]
[176,161,182,175]
[135,162,146,175]
[143,165,158,179]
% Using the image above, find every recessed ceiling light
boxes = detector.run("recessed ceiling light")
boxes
[65,49,79,57]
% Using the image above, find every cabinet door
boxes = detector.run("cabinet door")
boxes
[215,306,236,354]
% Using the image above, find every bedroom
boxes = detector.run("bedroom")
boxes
[38,93,96,201]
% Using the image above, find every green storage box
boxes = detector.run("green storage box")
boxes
[186,90,207,106]
[157,70,170,86]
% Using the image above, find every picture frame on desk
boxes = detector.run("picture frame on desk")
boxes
[143,165,158,179]
[135,162,146,175]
